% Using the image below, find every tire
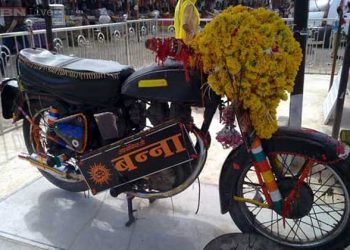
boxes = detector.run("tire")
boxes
[22,102,88,192]
[228,142,350,250]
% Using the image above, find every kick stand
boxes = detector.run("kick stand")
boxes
[125,194,137,227]
[149,198,157,204]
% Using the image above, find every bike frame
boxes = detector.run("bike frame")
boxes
[13,79,304,216]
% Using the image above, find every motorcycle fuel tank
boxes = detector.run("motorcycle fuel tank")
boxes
[121,60,203,105]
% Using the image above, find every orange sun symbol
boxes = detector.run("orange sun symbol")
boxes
[88,163,112,186]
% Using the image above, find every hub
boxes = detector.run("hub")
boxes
[277,178,314,219]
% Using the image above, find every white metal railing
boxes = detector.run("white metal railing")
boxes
[0,17,348,134]
[0,18,347,78]
[0,18,168,80]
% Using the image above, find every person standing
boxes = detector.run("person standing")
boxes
[174,0,200,44]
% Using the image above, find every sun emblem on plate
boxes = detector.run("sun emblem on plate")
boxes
[88,163,112,186]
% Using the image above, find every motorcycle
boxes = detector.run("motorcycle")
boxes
[1,37,350,250]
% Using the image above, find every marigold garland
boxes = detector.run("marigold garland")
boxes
[191,6,302,138]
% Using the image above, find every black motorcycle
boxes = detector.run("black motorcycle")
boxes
[2,45,350,249]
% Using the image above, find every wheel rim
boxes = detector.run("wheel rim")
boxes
[129,125,207,199]
[29,107,83,183]
[237,153,350,247]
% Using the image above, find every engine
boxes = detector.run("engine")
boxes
[93,111,127,141]
[89,101,195,193]
[142,101,194,192]
[46,100,147,155]
[45,99,196,194]
[147,101,193,126]
[93,100,146,143]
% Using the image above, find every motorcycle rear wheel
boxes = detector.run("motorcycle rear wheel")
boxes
[23,102,88,192]
[229,148,350,249]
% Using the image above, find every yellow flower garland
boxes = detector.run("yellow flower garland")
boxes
[191,6,302,138]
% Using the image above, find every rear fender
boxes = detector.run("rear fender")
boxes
[1,79,58,121]
[219,126,348,214]
[1,78,21,120]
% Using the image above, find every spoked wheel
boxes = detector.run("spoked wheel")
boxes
[229,151,350,249]
[23,102,88,192]
[128,124,207,199]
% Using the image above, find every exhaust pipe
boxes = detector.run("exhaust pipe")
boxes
[19,153,84,182]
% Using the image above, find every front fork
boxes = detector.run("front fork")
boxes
[232,104,283,212]
[250,137,282,212]
[245,137,316,219]
[233,104,313,217]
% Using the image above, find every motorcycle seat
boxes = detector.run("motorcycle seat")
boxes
[18,48,134,105]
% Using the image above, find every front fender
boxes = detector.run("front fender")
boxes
[219,143,250,214]
[219,126,347,214]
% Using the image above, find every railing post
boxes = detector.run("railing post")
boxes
[332,20,350,139]
[155,13,159,37]
[25,19,35,48]
[289,0,309,128]
[124,14,131,65]
[329,7,344,90]
[42,0,54,51]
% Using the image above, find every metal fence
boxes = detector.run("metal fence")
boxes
[0,18,346,77]
[0,17,348,134]
[0,19,167,79]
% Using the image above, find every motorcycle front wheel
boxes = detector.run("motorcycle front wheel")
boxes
[229,148,350,249]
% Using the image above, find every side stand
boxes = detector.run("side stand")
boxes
[149,198,157,204]
[125,194,136,227]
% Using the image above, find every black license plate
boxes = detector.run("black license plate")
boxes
[79,122,196,194]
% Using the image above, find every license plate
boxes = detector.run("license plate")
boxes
[79,122,196,194]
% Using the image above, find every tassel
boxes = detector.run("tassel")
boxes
[145,37,194,82]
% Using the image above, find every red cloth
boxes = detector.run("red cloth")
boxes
[145,37,195,81]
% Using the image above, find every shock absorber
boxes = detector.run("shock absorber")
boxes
[251,137,283,212]
[46,106,61,150]
[47,106,59,131]
[46,107,69,171]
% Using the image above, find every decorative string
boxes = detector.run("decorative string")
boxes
[145,37,193,81]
